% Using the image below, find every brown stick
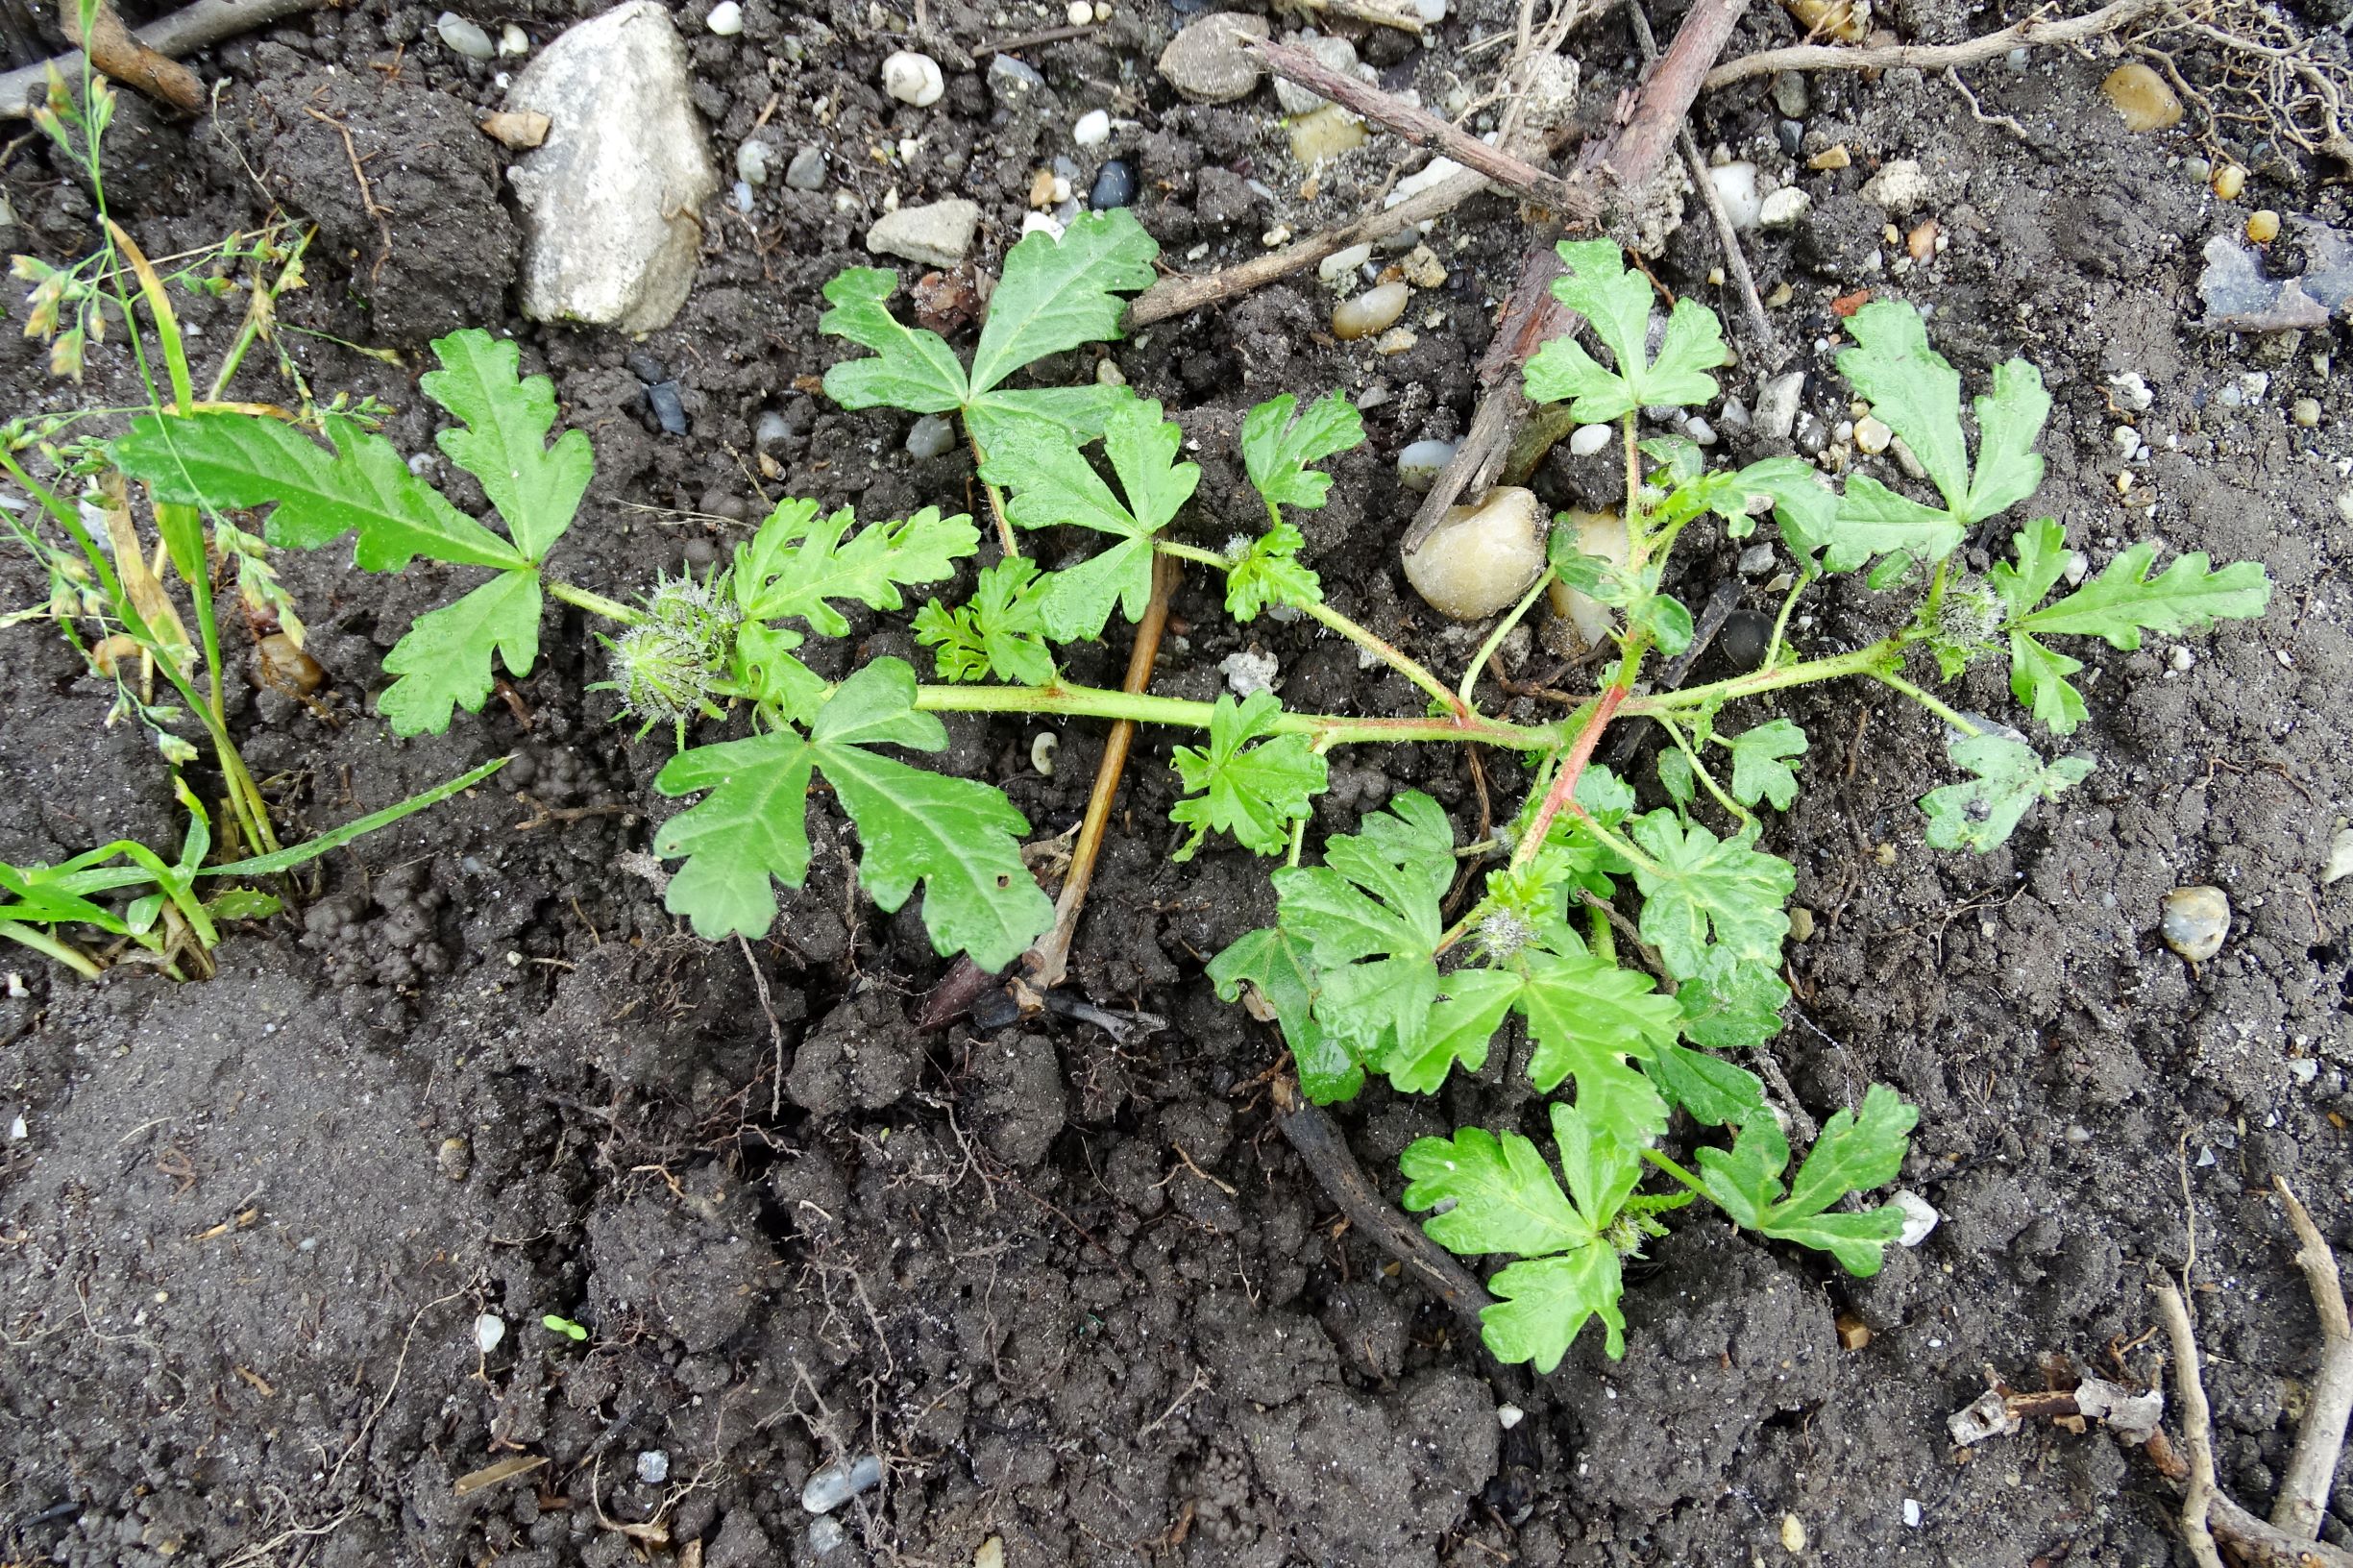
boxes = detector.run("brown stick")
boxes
[1701,0,2166,89]
[1250,37,1596,217]
[2270,1175,2353,1541]
[4,0,324,117]
[60,0,204,113]
[1595,0,1751,190]
[1020,552,1179,992]
[1275,1076,1493,1335]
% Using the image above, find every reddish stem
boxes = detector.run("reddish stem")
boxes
[1519,682,1628,857]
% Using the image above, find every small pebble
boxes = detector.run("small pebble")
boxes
[705,0,743,33]
[906,414,955,459]
[756,408,792,448]
[1771,69,1808,118]
[1274,33,1360,115]
[2323,825,2353,885]
[808,1517,848,1556]
[1073,108,1111,148]
[1903,1499,1924,1529]
[1781,1514,1807,1554]
[2162,885,2230,962]
[1318,242,1372,282]
[1405,486,1548,620]
[1497,1403,1525,1429]
[975,1539,1006,1568]
[1738,543,1777,576]
[802,1454,884,1514]
[1288,103,1366,165]
[1707,161,1762,231]
[1834,1311,1870,1350]
[475,1313,506,1353]
[1685,416,1717,447]
[2247,208,2280,244]
[437,1136,472,1181]
[2292,397,2321,428]
[1089,159,1136,209]
[1397,438,1458,491]
[647,381,688,436]
[2212,162,2246,200]
[1376,327,1417,355]
[1808,144,1851,171]
[1853,414,1892,453]
[2108,371,2153,411]
[1861,159,1931,213]
[736,141,772,185]
[1066,0,1091,19]
[1758,186,1810,229]
[883,50,945,108]
[989,54,1044,98]
[498,22,527,55]
[1332,281,1409,340]
[1568,423,1613,457]
[2169,645,2194,673]
[2100,62,2181,131]
[2183,155,2211,184]
[1155,12,1269,104]
[637,1450,670,1485]
[435,11,495,59]
[1220,649,1280,697]
[785,146,826,190]
[1777,118,1803,157]
[257,632,325,695]
[1755,372,1805,441]
[1891,1189,1940,1247]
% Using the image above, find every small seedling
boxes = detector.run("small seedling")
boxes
[87,213,2272,1368]
[541,1313,590,1342]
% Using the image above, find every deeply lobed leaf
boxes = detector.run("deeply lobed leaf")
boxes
[1241,390,1363,517]
[1920,730,2093,852]
[420,328,591,563]
[734,499,980,639]
[1168,690,1328,862]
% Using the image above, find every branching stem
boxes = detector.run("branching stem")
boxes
[915,679,1563,752]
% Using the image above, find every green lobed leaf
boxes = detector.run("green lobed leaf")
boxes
[1240,390,1364,517]
[653,659,1050,968]
[1675,944,1791,1052]
[2011,541,2273,649]
[1835,302,1968,508]
[1169,690,1329,862]
[1273,791,1454,1065]
[1523,240,1728,424]
[1483,1245,1628,1369]
[1627,811,1794,980]
[1209,924,1359,1103]
[966,208,1158,395]
[1225,523,1323,623]
[1645,1041,1769,1127]
[2007,633,2089,734]
[914,556,1055,686]
[379,569,542,736]
[115,411,526,572]
[1400,1124,1593,1259]
[734,499,980,640]
[1989,516,2074,621]
[1733,457,1837,556]
[1517,943,1677,1139]
[420,328,591,563]
[1727,718,1807,811]
[1826,475,1965,576]
[1550,1098,1646,1234]
[1694,1085,1918,1275]
[1920,731,2093,853]
[1960,358,2050,525]
[817,267,968,415]
[1385,966,1522,1093]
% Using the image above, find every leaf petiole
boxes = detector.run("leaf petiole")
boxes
[545,578,646,625]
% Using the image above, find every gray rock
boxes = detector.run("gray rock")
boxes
[506,0,719,332]
[802,1454,883,1513]
[987,54,1044,101]
[867,198,979,268]
[1156,12,1270,104]
[1273,33,1358,114]
[1754,371,1805,442]
[1770,69,1808,118]
[905,414,955,458]
[437,11,496,59]
[784,144,825,190]
[735,140,772,185]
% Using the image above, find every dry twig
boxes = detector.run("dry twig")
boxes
[2269,1175,2353,1541]
[60,0,203,112]
[1701,0,2166,89]
[3,0,326,117]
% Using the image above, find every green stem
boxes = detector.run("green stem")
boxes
[1458,567,1555,711]
[546,578,645,625]
[1585,899,1615,964]
[1870,668,1983,737]
[1654,712,1752,827]
[1761,567,1814,671]
[1624,638,1902,719]
[0,920,106,980]
[209,226,315,401]
[1156,540,1464,717]
[914,679,1560,751]
[1639,1145,1708,1195]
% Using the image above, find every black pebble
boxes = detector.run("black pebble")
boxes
[1718,609,1773,671]
[624,348,666,383]
[646,380,689,435]
[1777,119,1803,157]
[1089,158,1137,210]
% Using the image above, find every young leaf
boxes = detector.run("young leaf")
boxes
[966,209,1158,398]
[1210,924,1360,1104]
[1645,1041,1769,1127]
[1920,731,2093,853]
[1517,943,1678,1141]
[1727,718,1807,811]
[1241,391,1364,518]
[914,557,1055,686]
[1675,945,1790,1052]
[2009,540,2273,649]
[653,659,1051,969]
[985,395,1198,641]
[1524,239,1728,422]
[1549,1098,1646,1233]
[1823,475,1964,576]
[1272,791,1454,1064]
[1484,1247,1628,1370]
[1169,690,1329,862]
[1694,1085,1918,1275]
[1655,748,1696,808]
[1834,301,1969,507]
[1225,523,1322,623]
[115,412,527,572]
[1400,1125,1595,1259]
[817,267,969,415]
[420,329,591,562]
[1732,457,1837,557]
[379,570,542,736]
[1627,811,1795,979]
[1384,966,1523,1093]
[734,499,980,638]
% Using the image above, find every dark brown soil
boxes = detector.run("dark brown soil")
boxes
[3,0,2351,1564]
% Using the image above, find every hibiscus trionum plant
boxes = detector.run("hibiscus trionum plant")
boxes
[108,210,2272,1369]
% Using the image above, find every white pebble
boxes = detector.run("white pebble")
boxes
[1707,161,1762,231]
[1332,281,1409,340]
[2169,645,2194,673]
[737,141,772,185]
[1684,416,1717,447]
[1497,1404,1525,1429]
[1903,1499,1923,1529]
[474,1313,506,1353]
[1397,438,1458,491]
[2112,425,2143,460]
[905,414,956,459]
[1318,242,1372,282]
[1066,0,1091,20]
[1020,211,1065,239]
[1568,423,1613,457]
[705,0,743,34]
[497,21,528,55]
[2324,826,2353,885]
[2108,371,2153,411]
[1404,486,1548,621]
[1386,157,1465,208]
[637,1450,670,1484]
[1074,109,1111,147]
[1853,416,1892,454]
[435,11,494,59]
[1220,649,1280,697]
[882,50,944,107]
[1891,1189,1940,1247]
[1758,186,1810,229]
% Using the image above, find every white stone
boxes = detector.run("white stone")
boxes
[1707,161,1762,231]
[1754,372,1805,441]
[437,11,495,59]
[506,2,720,333]
[475,1313,506,1353]
[1073,108,1111,147]
[1220,649,1280,697]
[2324,825,2353,885]
[1569,423,1613,457]
[868,198,981,267]
[906,414,956,458]
[705,0,742,34]
[883,50,944,107]
[1853,415,1892,453]
[1861,158,1933,213]
[498,21,529,55]
[1387,156,1466,208]
[1891,1188,1939,1247]
[1397,438,1458,490]
[1758,186,1811,229]
[1066,0,1091,22]
[1404,487,1548,620]
[1317,241,1371,282]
